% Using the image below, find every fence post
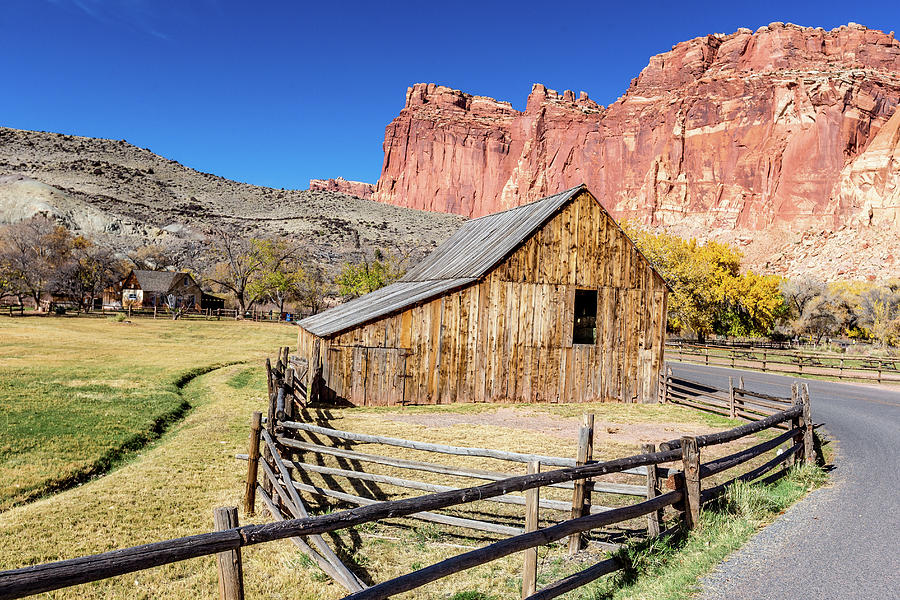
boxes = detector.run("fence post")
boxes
[263,359,278,499]
[681,436,701,530]
[728,376,735,419]
[762,349,767,372]
[568,415,594,555]
[522,461,540,599]
[790,383,801,467]
[642,443,660,537]
[840,358,844,379]
[801,384,814,465]
[663,365,672,402]
[704,346,709,366]
[244,412,263,516]
[214,507,244,600]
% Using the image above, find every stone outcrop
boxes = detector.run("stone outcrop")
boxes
[831,105,900,230]
[371,23,900,278]
[309,177,375,200]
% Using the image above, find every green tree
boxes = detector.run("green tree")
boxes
[336,249,405,298]
[247,239,306,314]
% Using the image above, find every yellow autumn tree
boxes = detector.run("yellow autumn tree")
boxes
[625,226,786,339]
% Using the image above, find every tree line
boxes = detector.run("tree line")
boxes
[0,216,335,315]
[628,227,900,347]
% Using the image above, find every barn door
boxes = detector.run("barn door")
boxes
[352,347,411,406]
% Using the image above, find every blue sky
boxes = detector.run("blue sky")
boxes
[1,1,897,190]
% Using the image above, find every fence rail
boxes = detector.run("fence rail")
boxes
[666,341,900,383]
[0,348,816,600]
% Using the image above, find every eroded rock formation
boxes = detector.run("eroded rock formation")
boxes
[309,177,375,200]
[371,23,900,278]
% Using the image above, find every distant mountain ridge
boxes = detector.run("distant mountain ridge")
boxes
[0,127,464,272]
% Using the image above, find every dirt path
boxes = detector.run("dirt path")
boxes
[379,407,735,447]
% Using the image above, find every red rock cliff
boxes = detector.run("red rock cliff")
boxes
[372,23,900,278]
[309,177,375,200]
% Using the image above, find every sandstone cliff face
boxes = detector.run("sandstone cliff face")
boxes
[372,23,900,278]
[309,177,375,200]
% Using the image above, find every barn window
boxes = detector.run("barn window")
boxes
[573,289,598,345]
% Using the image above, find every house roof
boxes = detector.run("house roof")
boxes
[299,184,586,338]
[129,270,192,293]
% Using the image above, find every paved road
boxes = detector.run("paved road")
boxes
[668,363,900,599]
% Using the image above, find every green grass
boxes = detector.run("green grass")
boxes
[0,317,296,510]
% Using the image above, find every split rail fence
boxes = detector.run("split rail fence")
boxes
[0,349,815,600]
[666,341,900,383]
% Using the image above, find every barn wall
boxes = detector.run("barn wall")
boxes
[298,191,667,406]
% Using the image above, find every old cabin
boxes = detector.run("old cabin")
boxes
[297,184,668,406]
[117,270,203,310]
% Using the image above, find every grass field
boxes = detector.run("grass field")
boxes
[0,316,297,510]
[0,318,824,598]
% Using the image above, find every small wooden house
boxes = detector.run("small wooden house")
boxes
[297,184,668,406]
[119,270,203,310]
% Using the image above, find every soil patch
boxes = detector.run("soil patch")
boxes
[378,407,730,447]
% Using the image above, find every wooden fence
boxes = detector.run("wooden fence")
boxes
[660,366,800,427]
[0,349,814,600]
[666,341,900,383]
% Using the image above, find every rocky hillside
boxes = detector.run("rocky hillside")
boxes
[368,23,900,279]
[0,127,464,272]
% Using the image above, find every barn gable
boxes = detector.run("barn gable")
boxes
[298,184,668,406]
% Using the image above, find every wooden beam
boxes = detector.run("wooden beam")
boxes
[568,422,592,554]
[261,431,365,592]
[274,438,648,496]
[288,479,523,536]
[339,490,682,600]
[801,384,814,464]
[213,508,244,600]
[243,412,262,516]
[288,460,612,514]
[661,406,801,449]
[642,443,660,537]
[256,484,364,587]
[680,437,701,530]
[525,557,621,600]
[522,461,540,599]
[279,420,657,476]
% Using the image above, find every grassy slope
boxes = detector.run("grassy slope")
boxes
[0,317,296,510]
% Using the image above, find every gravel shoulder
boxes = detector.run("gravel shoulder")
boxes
[671,362,900,600]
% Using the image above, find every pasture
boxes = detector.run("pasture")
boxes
[0,318,824,599]
[0,317,297,509]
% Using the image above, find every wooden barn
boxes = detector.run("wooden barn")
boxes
[297,184,669,406]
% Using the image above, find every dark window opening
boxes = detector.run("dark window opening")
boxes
[573,289,598,345]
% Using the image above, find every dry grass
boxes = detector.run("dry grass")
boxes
[0,317,296,509]
[0,318,804,599]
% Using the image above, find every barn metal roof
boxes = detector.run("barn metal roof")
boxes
[298,184,585,337]
[400,185,585,282]
[298,278,477,337]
